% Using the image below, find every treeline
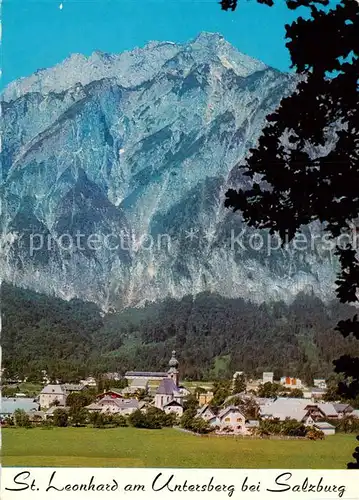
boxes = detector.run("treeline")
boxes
[2,283,359,382]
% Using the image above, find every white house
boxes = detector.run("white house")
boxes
[333,403,354,418]
[262,372,274,384]
[39,385,67,408]
[163,400,184,417]
[86,396,139,416]
[63,384,85,394]
[313,379,327,390]
[196,404,217,423]
[80,377,97,387]
[217,406,247,434]
[314,422,336,435]
[196,404,220,427]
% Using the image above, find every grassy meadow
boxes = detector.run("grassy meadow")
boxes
[1,427,356,468]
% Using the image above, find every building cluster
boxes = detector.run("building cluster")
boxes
[192,372,358,436]
[194,393,359,436]
[0,351,189,422]
[1,356,359,437]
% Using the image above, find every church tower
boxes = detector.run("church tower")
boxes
[167,350,179,387]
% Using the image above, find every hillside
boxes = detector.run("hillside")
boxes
[2,283,359,383]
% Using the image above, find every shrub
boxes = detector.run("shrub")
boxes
[113,414,128,427]
[306,427,325,440]
[180,410,211,434]
[129,410,161,429]
[13,409,32,428]
[53,408,69,427]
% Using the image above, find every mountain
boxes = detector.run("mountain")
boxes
[1,32,337,310]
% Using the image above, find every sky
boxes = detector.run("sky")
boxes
[1,0,315,89]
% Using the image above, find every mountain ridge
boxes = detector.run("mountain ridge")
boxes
[2,32,268,103]
[1,33,337,311]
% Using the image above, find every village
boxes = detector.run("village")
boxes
[1,351,359,438]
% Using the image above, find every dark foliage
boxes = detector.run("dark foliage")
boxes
[1,282,103,382]
[3,284,359,384]
[53,408,69,427]
[223,0,359,467]
[260,418,307,437]
[66,392,94,409]
[180,409,211,434]
[128,409,164,429]
[233,373,246,394]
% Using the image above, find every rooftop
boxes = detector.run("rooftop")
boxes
[156,378,179,396]
[218,406,245,420]
[163,400,183,408]
[314,422,335,429]
[333,403,353,413]
[40,384,66,395]
[97,397,139,410]
[45,406,69,415]
[130,379,149,388]
[1,397,39,414]
[125,371,168,378]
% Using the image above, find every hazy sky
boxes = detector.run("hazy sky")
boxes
[2,0,316,89]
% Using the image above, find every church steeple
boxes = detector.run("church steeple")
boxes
[167,350,179,386]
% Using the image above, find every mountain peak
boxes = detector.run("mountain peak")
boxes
[192,31,225,45]
[2,34,268,102]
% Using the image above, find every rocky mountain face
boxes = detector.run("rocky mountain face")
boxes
[1,32,337,310]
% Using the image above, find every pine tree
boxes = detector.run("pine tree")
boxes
[222,0,359,468]
[233,373,246,394]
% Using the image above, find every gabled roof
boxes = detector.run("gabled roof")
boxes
[218,406,245,420]
[125,371,168,378]
[98,395,122,404]
[197,404,214,417]
[85,403,103,411]
[271,410,308,422]
[97,397,139,410]
[95,390,122,400]
[163,400,183,408]
[113,398,139,410]
[304,404,326,415]
[254,397,275,406]
[156,378,179,396]
[225,392,248,403]
[314,421,336,429]
[130,378,148,388]
[333,403,353,413]
[317,403,338,417]
[40,384,66,395]
[45,406,69,415]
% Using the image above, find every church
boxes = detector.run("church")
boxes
[125,351,187,416]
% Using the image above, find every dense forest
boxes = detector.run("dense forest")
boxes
[2,283,359,383]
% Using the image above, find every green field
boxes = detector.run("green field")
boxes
[1,428,356,468]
